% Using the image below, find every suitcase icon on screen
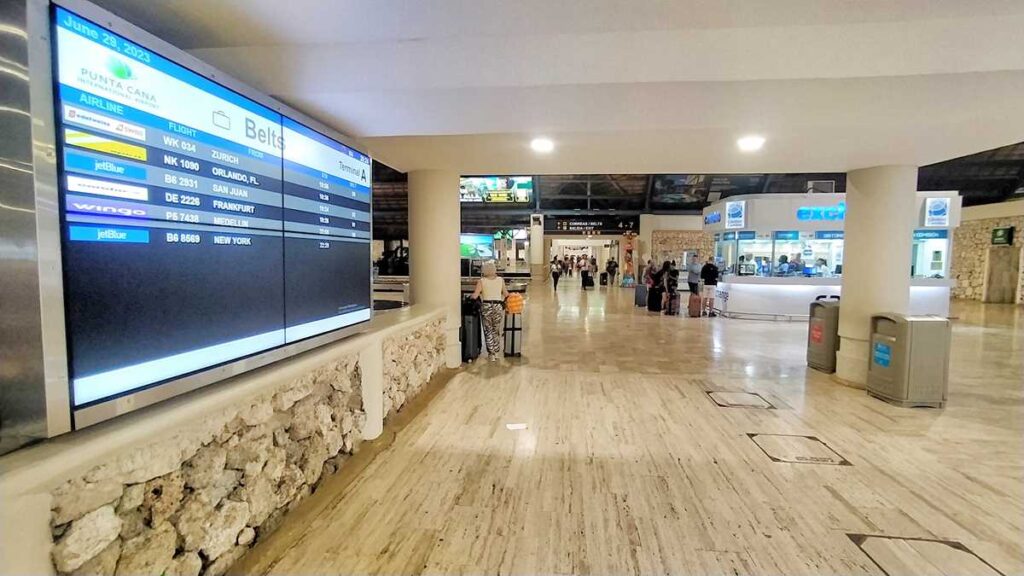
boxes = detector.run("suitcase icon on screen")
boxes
[212,111,231,130]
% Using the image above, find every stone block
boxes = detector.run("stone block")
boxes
[52,505,122,573]
[52,478,124,526]
[114,522,176,576]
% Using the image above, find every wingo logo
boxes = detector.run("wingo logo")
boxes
[71,202,146,218]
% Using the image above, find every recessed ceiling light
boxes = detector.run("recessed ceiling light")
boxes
[530,137,554,153]
[737,135,766,152]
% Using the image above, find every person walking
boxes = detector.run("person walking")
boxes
[580,256,591,290]
[700,257,720,316]
[686,254,701,294]
[606,257,619,287]
[550,257,562,290]
[471,261,509,361]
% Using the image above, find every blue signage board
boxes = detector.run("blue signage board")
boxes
[796,202,846,221]
[725,201,746,229]
[704,211,721,225]
[713,233,721,241]
[914,229,948,240]
[722,232,736,241]
[815,230,845,240]
[924,197,950,227]
[773,230,800,241]
[873,342,892,368]
[737,231,756,240]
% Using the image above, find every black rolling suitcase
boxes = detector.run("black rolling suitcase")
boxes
[600,272,609,286]
[634,284,648,307]
[665,293,680,315]
[583,274,595,289]
[461,297,482,362]
[503,313,522,357]
[647,287,663,312]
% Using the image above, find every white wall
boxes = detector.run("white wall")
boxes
[638,214,702,261]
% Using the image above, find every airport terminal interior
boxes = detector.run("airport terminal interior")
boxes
[1,2,1023,575]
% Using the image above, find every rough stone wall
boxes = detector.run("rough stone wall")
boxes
[49,355,364,576]
[650,230,715,266]
[382,318,446,418]
[951,215,1024,301]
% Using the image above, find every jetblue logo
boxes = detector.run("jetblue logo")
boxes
[796,202,846,221]
[94,160,125,175]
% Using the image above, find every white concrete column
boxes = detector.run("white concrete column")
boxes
[408,170,462,368]
[529,214,545,278]
[836,165,918,386]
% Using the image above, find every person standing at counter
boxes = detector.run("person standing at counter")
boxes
[471,261,509,362]
[700,257,720,316]
[687,255,701,293]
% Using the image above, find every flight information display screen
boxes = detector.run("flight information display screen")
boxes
[53,7,371,408]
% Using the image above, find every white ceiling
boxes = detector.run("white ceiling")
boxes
[92,0,1024,174]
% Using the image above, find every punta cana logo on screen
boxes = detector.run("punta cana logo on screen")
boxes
[76,55,158,110]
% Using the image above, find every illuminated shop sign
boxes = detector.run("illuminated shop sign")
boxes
[814,231,844,240]
[722,232,736,241]
[704,211,721,225]
[796,202,846,221]
[914,229,948,240]
[725,201,745,229]
[737,231,756,240]
[924,197,950,227]
[773,230,799,241]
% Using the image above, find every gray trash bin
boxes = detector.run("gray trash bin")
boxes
[866,313,951,408]
[807,296,841,373]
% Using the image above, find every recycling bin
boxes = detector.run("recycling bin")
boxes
[806,296,841,373]
[866,313,951,408]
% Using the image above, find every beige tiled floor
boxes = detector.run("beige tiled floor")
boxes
[239,282,1023,575]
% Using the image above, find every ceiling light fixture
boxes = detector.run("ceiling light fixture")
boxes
[737,135,766,152]
[530,137,554,153]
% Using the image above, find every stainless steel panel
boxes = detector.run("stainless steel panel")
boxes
[0,0,56,456]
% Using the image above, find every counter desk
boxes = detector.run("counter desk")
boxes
[713,276,952,320]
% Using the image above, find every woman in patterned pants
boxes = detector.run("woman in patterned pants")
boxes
[471,261,509,361]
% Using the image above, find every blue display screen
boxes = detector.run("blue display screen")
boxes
[53,7,372,408]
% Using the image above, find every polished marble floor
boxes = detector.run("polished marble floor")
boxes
[238,281,1023,575]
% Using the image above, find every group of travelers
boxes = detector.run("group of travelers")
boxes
[644,255,719,316]
[549,255,619,290]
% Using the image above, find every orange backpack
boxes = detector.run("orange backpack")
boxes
[505,293,524,314]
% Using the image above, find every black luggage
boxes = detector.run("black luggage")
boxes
[647,287,663,312]
[665,293,680,316]
[583,274,595,288]
[503,313,522,357]
[600,272,609,286]
[634,284,648,307]
[461,297,482,362]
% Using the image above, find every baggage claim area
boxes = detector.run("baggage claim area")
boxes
[2,2,1023,576]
